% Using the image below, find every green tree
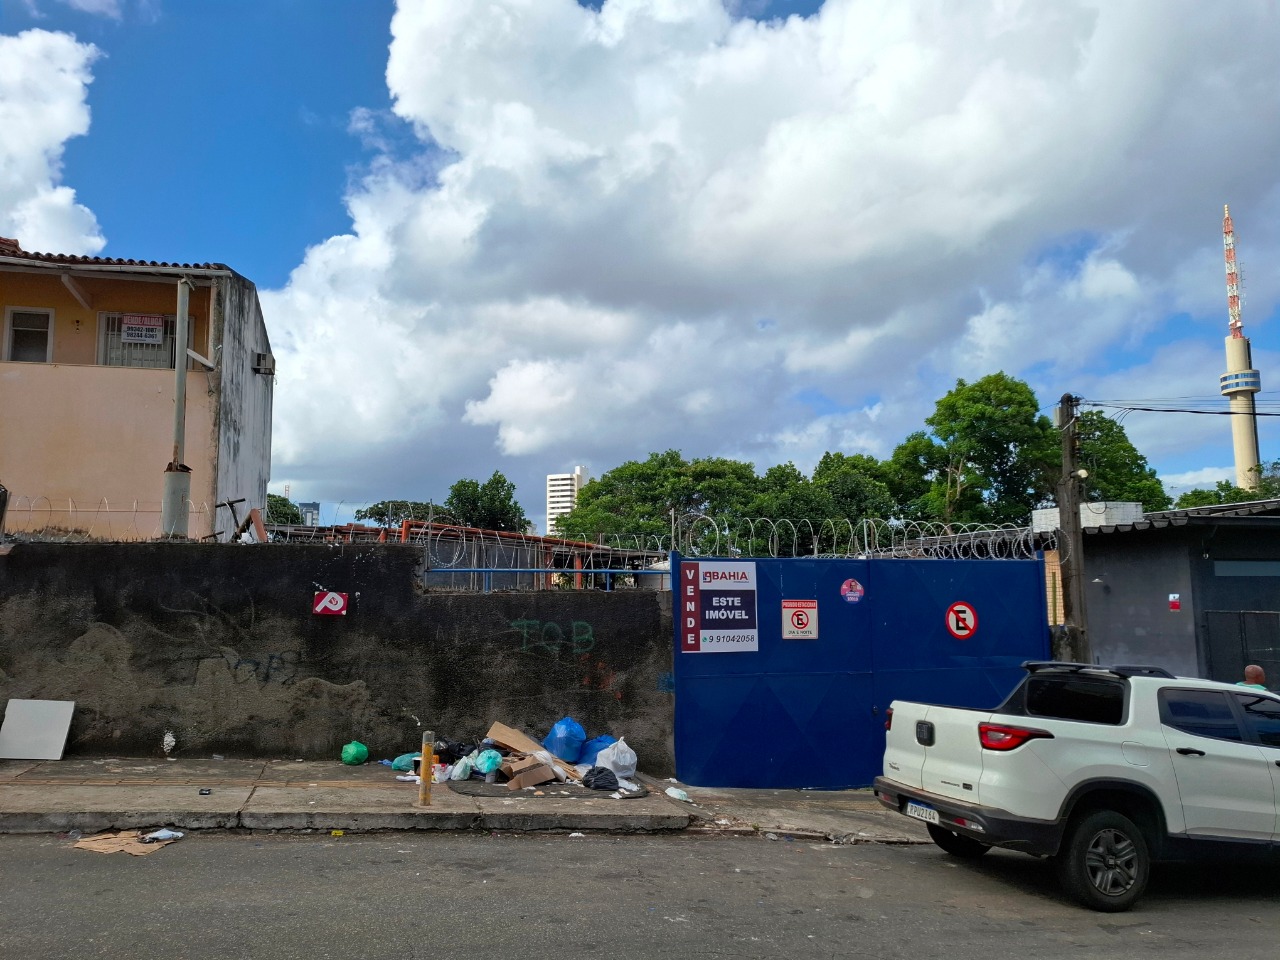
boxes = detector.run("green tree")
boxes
[265,493,303,525]
[1076,411,1172,512]
[811,452,896,523]
[556,450,759,541]
[354,500,445,528]
[1175,459,1280,508]
[884,374,1058,524]
[742,462,835,555]
[444,471,528,531]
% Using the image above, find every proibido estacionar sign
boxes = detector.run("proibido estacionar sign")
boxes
[680,561,759,653]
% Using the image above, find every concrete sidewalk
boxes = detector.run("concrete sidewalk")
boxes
[0,757,926,843]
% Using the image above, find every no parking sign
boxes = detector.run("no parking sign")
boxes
[782,599,818,639]
[945,601,978,640]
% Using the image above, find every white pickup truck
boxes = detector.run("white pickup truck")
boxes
[874,661,1280,911]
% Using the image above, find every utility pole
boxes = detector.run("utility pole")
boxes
[1055,393,1091,664]
[160,278,194,538]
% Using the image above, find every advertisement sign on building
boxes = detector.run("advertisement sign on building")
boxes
[679,561,758,653]
[120,313,165,344]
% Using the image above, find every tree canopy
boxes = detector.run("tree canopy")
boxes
[353,500,446,528]
[555,451,759,541]
[1175,459,1280,508]
[265,493,302,526]
[444,471,529,532]
[553,374,1179,539]
[1076,411,1172,512]
[886,373,1058,524]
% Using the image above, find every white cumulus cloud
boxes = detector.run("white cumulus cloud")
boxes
[0,29,104,254]
[263,0,1280,526]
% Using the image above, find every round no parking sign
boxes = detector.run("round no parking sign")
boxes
[945,601,978,640]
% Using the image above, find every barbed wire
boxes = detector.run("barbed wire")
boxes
[593,514,1052,560]
[0,495,219,543]
[2,495,1053,563]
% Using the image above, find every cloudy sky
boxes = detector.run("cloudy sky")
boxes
[4,0,1279,531]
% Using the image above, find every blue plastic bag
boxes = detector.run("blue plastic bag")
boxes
[542,717,587,763]
[474,749,502,774]
[579,735,617,768]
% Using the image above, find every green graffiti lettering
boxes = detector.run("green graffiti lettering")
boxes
[571,621,595,654]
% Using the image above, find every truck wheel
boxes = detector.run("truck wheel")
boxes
[1056,810,1149,912]
[926,823,991,859]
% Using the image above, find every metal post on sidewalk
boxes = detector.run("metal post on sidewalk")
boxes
[417,729,434,806]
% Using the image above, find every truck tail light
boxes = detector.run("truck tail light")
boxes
[978,723,1054,751]
[885,707,894,731]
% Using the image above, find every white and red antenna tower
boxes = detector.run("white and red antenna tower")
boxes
[1223,205,1244,338]
[1219,204,1261,488]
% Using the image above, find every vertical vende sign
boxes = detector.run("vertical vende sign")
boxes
[679,561,759,653]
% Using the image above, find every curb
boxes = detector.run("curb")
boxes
[0,809,692,836]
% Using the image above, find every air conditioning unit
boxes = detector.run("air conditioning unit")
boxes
[252,352,275,375]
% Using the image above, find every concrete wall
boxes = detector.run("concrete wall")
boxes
[1084,523,1280,678]
[211,274,273,535]
[0,363,217,538]
[0,543,676,774]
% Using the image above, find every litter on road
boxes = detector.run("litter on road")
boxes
[74,829,182,856]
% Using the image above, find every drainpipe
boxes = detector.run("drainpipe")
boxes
[160,278,193,538]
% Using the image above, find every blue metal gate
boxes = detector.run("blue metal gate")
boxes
[672,553,1049,788]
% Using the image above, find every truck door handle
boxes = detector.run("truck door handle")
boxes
[1176,747,1206,757]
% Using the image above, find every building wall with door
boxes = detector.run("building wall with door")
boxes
[0,246,271,540]
[1084,519,1280,681]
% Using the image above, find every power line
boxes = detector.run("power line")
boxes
[1085,401,1280,417]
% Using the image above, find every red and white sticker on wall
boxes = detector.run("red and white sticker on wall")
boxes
[313,591,348,616]
[945,601,978,640]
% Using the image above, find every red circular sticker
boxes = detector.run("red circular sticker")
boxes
[945,601,978,640]
[840,579,865,603]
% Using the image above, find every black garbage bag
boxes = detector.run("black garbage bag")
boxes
[582,766,620,791]
[434,738,477,763]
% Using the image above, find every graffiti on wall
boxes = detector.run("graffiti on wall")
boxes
[193,650,300,686]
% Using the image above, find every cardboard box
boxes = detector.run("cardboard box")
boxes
[486,721,581,781]
[502,755,557,791]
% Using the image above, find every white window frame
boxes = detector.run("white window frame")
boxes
[3,306,55,363]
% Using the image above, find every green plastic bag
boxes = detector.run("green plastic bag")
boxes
[341,741,369,765]
[391,752,421,772]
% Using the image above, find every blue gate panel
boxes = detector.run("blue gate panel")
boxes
[672,553,1049,789]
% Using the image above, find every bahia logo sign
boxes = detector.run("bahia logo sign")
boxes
[680,561,758,654]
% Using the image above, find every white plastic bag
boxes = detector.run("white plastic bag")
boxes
[450,757,474,781]
[596,736,637,779]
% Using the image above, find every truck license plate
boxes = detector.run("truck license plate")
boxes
[905,801,939,825]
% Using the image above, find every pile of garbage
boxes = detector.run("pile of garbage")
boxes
[343,718,642,795]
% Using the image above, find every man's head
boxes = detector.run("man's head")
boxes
[1244,664,1267,685]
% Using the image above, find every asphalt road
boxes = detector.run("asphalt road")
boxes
[0,833,1276,959]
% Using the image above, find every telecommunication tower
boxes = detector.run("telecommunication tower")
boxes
[1220,205,1262,489]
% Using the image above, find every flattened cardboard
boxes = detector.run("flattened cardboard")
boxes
[0,699,75,760]
[74,831,177,856]
[485,722,545,756]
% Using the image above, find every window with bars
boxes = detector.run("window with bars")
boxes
[4,309,53,362]
[99,313,194,368]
